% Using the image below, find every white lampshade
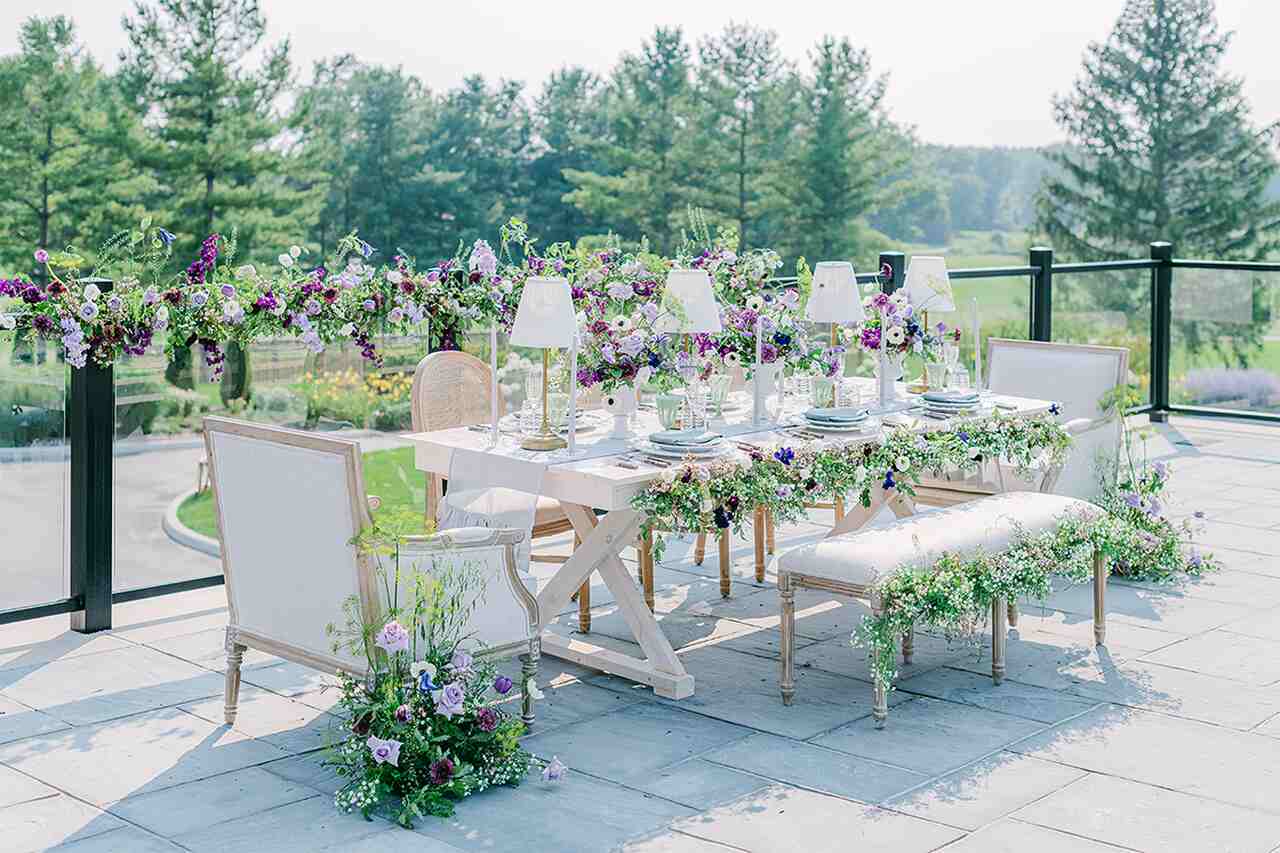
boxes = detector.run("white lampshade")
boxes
[510,276,576,347]
[903,256,955,312]
[806,261,865,324]
[657,268,722,334]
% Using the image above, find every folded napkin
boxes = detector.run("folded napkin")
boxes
[649,429,723,446]
[804,407,868,423]
[923,391,979,403]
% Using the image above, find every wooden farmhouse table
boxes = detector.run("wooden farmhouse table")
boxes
[406,380,1055,700]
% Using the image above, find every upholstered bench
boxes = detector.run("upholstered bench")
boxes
[776,491,1106,727]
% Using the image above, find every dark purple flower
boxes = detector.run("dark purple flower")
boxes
[395,703,412,723]
[957,431,971,444]
[429,757,454,785]
[882,470,896,490]
[157,228,176,247]
[493,675,513,695]
[713,506,730,529]
[761,343,778,363]
[773,447,795,466]
[1049,403,1062,416]
[475,706,498,732]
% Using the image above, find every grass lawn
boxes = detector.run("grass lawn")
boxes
[177,445,426,540]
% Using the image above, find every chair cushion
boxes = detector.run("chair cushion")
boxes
[778,491,1100,587]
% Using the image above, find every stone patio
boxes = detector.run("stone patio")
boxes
[2,415,1280,852]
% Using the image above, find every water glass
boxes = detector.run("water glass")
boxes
[519,398,540,434]
[925,362,948,390]
[707,373,733,416]
[547,391,569,431]
[950,368,972,392]
[655,393,683,430]
[811,376,836,408]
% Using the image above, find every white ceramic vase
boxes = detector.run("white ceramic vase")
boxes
[604,385,637,439]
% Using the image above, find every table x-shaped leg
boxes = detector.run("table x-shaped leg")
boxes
[535,504,694,699]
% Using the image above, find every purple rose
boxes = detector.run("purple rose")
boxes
[429,757,454,785]
[367,735,401,767]
[449,649,473,675]
[395,703,412,723]
[493,675,513,695]
[475,706,498,732]
[434,682,466,718]
[374,620,410,655]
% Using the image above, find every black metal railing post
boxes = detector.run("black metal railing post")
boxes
[1029,246,1053,341]
[69,277,114,633]
[878,251,905,294]
[1149,242,1173,422]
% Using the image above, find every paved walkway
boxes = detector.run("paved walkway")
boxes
[2,416,1280,851]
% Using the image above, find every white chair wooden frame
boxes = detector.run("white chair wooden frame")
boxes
[204,417,540,728]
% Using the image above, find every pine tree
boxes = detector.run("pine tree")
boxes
[1038,0,1280,260]
[0,16,152,277]
[526,67,609,247]
[118,0,317,262]
[563,27,696,252]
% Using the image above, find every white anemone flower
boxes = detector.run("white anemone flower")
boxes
[82,283,101,302]
[278,253,294,268]
[895,455,911,472]
[289,245,302,258]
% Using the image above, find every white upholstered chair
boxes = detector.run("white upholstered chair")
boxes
[204,417,540,727]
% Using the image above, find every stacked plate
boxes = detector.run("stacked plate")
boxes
[801,407,871,433]
[641,429,729,460]
[921,390,986,418]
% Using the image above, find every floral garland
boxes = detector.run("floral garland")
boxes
[631,411,1073,560]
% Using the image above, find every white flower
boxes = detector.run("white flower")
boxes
[289,245,302,258]
[155,305,169,322]
[854,465,868,484]
[0,314,14,331]
[235,264,257,279]
[82,283,101,302]
[799,466,813,480]
[271,299,287,316]
[525,678,545,700]
[611,315,632,333]
[746,295,764,312]
[886,326,906,346]
[895,455,911,472]
[724,352,740,367]
[339,322,355,337]
[700,497,714,513]
[411,661,437,680]
[636,366,653,385]
[386,270,404,284]
[890,291,907,306]
[278,253,294,268]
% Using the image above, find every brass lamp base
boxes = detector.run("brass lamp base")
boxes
[520,430,566,451]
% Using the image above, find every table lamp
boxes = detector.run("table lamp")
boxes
[807,261,865,347]
[903,255,955,326]
[510,276,576,451]
[657,269,722,430]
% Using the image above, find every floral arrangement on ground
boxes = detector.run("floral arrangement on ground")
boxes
[325,511,560,827]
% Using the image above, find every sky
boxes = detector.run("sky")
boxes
[3,0,1278,147]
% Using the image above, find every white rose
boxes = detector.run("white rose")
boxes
[854,465,868,484]
[386,270,404,284]
[0,314,15,331]
[339,323,355,337]
[278,254,294,268]
[289,245,302,258]
[701,497,713,513]
[896,455,911,472]
[82,283,101,302]
[235,264,257,279]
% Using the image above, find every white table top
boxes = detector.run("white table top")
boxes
[407,379,1054,511]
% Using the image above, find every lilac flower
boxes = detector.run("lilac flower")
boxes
[387,307,405,324]
[395,704,412,723]
[1152,461,1169,479]
[305,298,321,316]
[619,333,645,358]
[1122,492,1144,510]
[356,238,375,259]
[761,343,778,363]
[601,343,617,364]
[367,735,402,766]
[362,298,377,312]
[1188,549,1204,569]
[34,248,49,263]
[190,290,209,308]
[1145,497,1162,517]
[1193,510,1206,519]
[542,756,567,783]
[449,649,474,675]
[493,675,513,695]
[434,682,466,718]
[429,757,454,785]
[475,706,498,732]
[606,281,634,301]
[219,283,235,298]
[374,620,410,655]
[142,286,159,306]
[469,239,498,278]
[78,302,98,321]
[157,228,176,247]
[776,485,793,500]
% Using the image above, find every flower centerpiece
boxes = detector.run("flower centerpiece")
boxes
[326,511,536,827]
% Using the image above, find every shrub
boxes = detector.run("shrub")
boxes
[1182,367,1280,408]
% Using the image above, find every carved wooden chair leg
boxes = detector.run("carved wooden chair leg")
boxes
[871,596,888,728]
[765,509,776,555]
[574,532,591,634]
[833,494,845,522]
[902,626,914,665]
[779,573,796,706]
[992,596,1007,685]
[693,531,708,566]
[753,506,767,583]
[1007,601,1020,627]
[1093,547,1107,646]
[640,529,656,613]
[520,639,540,728]
[224,631,246,725]
[717,527,732,598]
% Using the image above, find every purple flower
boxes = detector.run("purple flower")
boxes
[475,706,498,732]
[1049,403,1062,415]
[190,290,208,308]
[305,298,321,316]
[395,703,412,723]
[1122,492,1144,510]
[957,431,971,444]
[1193,510,1206,519]
[773,447,795,466]
[470,239,498,278]
[142,287,159,306]
[220,283,236,298]
[493,675,513,695]
[1189,549,1204,569]
[362,298,376,311]
[882,470,896,490]
[776,485,793,499]
[367,735,401,767]
[106,295,122,313]
[1152,461,1169,479]
[418,667,438,694]
[542,756,567,783]
[449,649,473,675]
[761,343,778,363]
[429,757,454,785]
[374,620,410,655]
[157,228,176,247]
[434,682,466,718]
[78,302,98,321]
[33,249,48,264]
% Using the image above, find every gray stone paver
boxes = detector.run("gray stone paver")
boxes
[1,416,1280,851]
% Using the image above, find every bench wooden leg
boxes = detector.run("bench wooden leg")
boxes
[992,596,1007,685]
[753,506,767,583]
[694,531,708,566]
[902,626,914,666]
[1007,601,1019,628]
[640,530,655,613]
[224,633,246,725]
[765,509,776,555]
[871,597,889,728]
[779,573,796,706]
[833,494,845,522]
[574,532,590,634]
[718,528,731,599]
[1093,547,1107,646]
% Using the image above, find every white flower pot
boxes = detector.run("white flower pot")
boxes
[604,385,637,439]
